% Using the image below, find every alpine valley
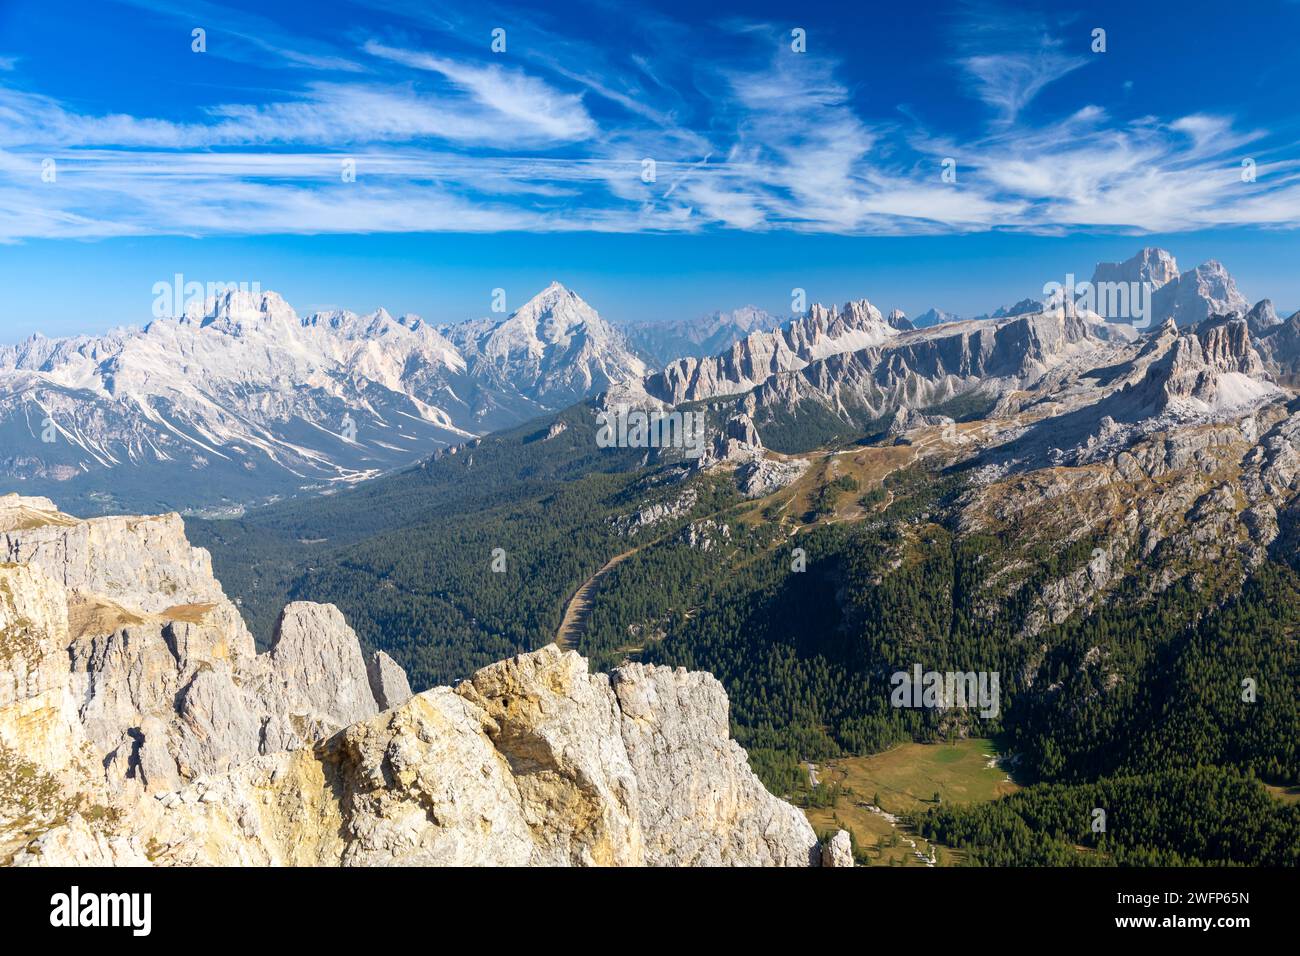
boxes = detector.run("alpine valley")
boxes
[3,248,1298,867]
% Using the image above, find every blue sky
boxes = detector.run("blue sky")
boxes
[1,0,1298,337]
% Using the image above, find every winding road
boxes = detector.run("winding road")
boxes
[554,547,639,650]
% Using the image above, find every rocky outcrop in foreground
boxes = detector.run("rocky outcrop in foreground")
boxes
[0,494,831,866]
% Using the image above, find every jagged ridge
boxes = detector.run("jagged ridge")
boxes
[0,493,834,867]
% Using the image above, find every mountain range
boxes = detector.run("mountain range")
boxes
[0,282,649,514]
[0,248,1285,516]
[911,247,1255,330]
[623,306,786,366]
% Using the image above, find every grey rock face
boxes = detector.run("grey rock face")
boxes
[0,496,410,802]
[1127,316,1278,416]
[643,298,897,405]
[747,309,1124,440]
[34,648,821,868]
[1247,299,1280,333]
[886,309,914,331]
[456,646,642,866]
[366,650,413,710]
[611,659,820,866]
[0,500,232,618]
[1087,250,1248,328]
[270,602,380,730]
[1091,247,1181,290]
[612,487,699,536]
[1255,310,1300,383]
[737,457,810,498]
[821,829,854,867]
[1151,260,1249,328]
[722,411,762,448]
[694,411,765,469]
[888,408,955,439]
[680,518,731,552]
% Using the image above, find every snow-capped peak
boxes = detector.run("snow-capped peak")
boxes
[506,281,610,344]
[441,282,646,404]
[182,289,299,336]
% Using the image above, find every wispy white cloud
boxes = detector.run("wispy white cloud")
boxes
[0,79,589,150]
[950,3,1090,124]
[959,48,1088,124]
[362,41,596,142]
[961,106,1300,232]
[0,1,1297,242]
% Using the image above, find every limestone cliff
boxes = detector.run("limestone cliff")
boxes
[0,494,828,866]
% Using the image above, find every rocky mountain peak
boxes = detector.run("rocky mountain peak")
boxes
[1151,258,1250,328]
[1252,307,1300,383]
[1146,316,1180,345]
[1130,315,1278,417]
[0,497,831,867]
[642,295,897,405]
[1247,298,1280,333]
[0,281,653,512]
[185,289,299,335]
[886,308,914,331]
[1194,315,1264,371]
[1188,260,1244,302]
[1091,247,1181,289]
[1084,249,1248,329]
[508,281,606,342]
[794,297,898,358]
[991,298,1043,319]
[448,282,647,405]
[913,307,962,328]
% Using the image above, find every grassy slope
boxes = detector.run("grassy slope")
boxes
[804,738,1020,866]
